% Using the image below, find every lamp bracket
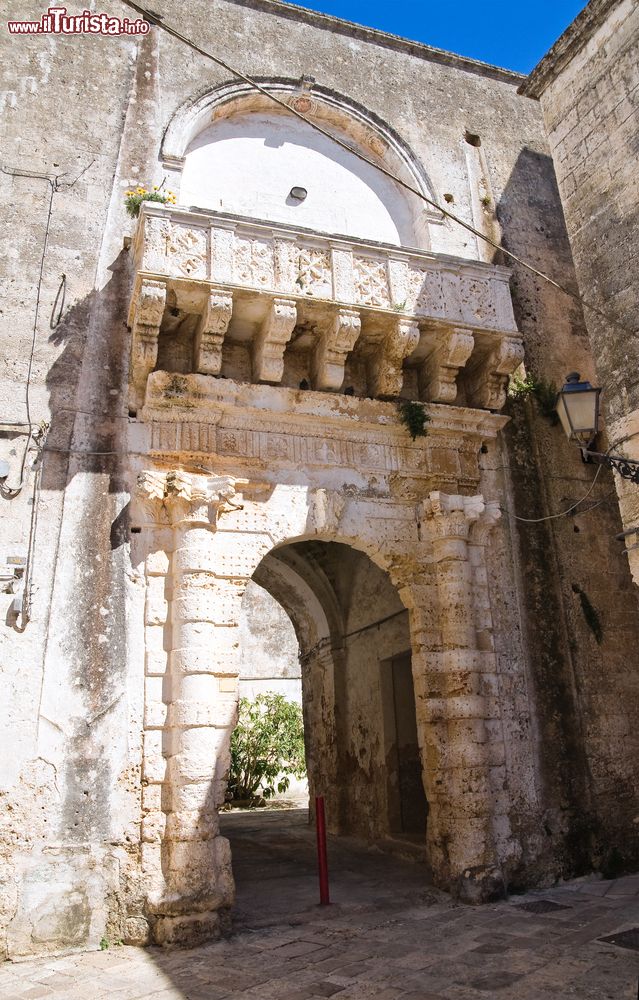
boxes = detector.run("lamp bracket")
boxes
[581,448,639,485]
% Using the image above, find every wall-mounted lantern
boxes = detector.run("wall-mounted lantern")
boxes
[557,372,639,484]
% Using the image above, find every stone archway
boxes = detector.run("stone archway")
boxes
[251,539,422,844]
[159,78,442,250]
[132,468,512,945]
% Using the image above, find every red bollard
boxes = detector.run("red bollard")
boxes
[315,795,330,905]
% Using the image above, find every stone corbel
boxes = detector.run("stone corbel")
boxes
[467,335,525,411]
[311,308,361,391]
[419,326,475,403]
[193,287,233,376]
[368,316,420,398]
[129,279,167,409]
[253,297,297,383]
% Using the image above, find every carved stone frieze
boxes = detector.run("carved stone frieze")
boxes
[353,255,391,307]
[129,278,167,408]
[142,217,208,278]
[296,246,332,298]
[419,326,475,403]
[233,236,275,288]
[194,287,233,376]
[368,316,420,398]
[311,308,361,391]
[253,298,297,383]
[406,266,446,316]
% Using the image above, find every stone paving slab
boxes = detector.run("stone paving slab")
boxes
[2,873,639,1000]
[3,812,639,1000]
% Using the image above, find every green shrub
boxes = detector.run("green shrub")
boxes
[228,694,306,804]
[508,372,559,424]
[398,400,430,440]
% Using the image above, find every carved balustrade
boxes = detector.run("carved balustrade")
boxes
[128,203,523,409]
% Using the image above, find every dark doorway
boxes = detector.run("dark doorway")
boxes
[383,652,428,839]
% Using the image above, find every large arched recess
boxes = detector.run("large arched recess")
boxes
[245,539,429,845]
[160,79,443,249]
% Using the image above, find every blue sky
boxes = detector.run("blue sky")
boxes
[282,0,588,74]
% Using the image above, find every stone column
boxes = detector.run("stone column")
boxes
[136,470,247,946]
[417,491,507,903]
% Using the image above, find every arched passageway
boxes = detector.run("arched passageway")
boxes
[222,539,429,918]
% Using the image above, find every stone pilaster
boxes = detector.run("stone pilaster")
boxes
[417,491,506,903]
[135,470,247,946]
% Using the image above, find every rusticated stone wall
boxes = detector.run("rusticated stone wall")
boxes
[521,0,639,586]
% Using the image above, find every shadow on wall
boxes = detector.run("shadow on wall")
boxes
[495,145,639,879]
[42,245,132,498]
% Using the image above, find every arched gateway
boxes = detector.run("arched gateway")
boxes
[126,80,524,945]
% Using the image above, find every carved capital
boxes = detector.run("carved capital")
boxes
[134,470,246,527]
[420,326,475,403]
[469,500,501,547]
[312,308,361,391]
[194,287,233,376]
[307,488,347,534]
[368,316,420,398]
[134,469,170,525]
[421,491,485,543]
[129,279,167,409]
[468,336,524,411]
[253,298,297,383]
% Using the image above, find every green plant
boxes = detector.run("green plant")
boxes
[125,184,176,218]
[571,583,603,644]
[480,194,492,207]
[227,694,306,805]
[507,372,559,424]
[392,299,407,312]
[398,400,429,440]
[99,937,109,951]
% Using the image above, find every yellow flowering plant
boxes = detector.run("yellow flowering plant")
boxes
[124,183,177,218]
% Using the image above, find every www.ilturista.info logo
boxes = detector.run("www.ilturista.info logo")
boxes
[7,6,150,34]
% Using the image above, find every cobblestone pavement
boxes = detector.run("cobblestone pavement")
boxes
[2,811,639,1000]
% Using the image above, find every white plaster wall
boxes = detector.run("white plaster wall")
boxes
[238,579,301,704]
[180,111,418,246]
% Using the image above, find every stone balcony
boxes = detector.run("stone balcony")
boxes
[128,203,523,412]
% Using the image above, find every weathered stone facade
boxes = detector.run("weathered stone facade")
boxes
[1,0,639,960]
[521,0,639,584]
